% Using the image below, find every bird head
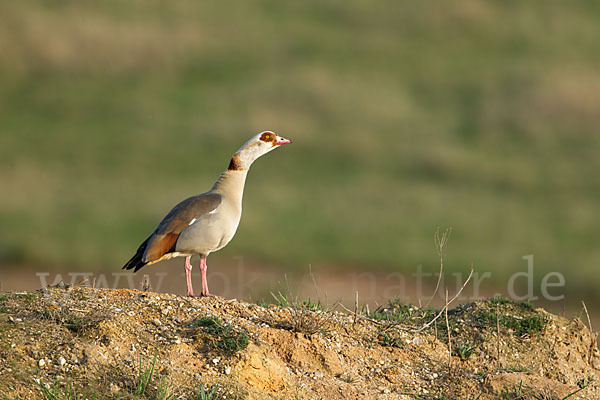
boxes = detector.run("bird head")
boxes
[228,131,291,171]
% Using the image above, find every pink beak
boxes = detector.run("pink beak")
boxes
[276,136,292,145]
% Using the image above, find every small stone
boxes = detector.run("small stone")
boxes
[224,366,231,375]
[110,383,120,394]
[57,357,66,367]
[38,359,46,367]
[161,309,169,315]
[152,318,162,326]
[212,358,220,364]
[432,372,438,379]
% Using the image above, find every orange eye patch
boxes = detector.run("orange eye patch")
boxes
[259,132,276,143]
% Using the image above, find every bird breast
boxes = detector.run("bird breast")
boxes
[175,202,241,256]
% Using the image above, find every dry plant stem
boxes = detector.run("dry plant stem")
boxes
[309,265,320,303]
[413,267,473,333]
[423,227,452,308]
[340,304,396,327]
[75,279,89,287]
[496,302,501,367]
[342,267,474,333]
[581,300,596,364]
[582,300,593,332]
[354,291,358,327]
[340,266,473,333]
[445,289,451,368]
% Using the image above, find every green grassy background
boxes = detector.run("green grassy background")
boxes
[1,1,599,299]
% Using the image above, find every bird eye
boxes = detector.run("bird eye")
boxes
[260,132,275,142]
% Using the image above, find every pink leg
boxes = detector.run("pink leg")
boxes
[184,256,195,297]
[199,257,216,297]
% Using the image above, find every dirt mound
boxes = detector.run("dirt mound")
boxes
[0,287,598,399]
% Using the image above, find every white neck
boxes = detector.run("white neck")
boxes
[211,169,248,207]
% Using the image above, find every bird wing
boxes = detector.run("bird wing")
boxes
[143,193,223,263]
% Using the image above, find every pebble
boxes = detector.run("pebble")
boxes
[212,358,220,364]
[110,383,120,394]
[225,366,231,375]
[38,359,46,367]
[57,357,66,367]
[152,318,162,326]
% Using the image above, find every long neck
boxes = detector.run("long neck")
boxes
[211,169,248,207]
[211,144,266,205]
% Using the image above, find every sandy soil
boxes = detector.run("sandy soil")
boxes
[0,286,599,399]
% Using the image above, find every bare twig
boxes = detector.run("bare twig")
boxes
[582,300,593,332]
[75,278,89,287]
[423,227,452,308]
[581,300,597,365]
[353,291,358,327]
[339,303,410,331]
[309,265,320,302]
[340,266,473,334]
[445,289,451,368]
[412,267,474,333]
[496,302,501,367]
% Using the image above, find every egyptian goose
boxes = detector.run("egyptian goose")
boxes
[123,131,291,297]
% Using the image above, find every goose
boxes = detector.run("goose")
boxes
[123,131,291,296]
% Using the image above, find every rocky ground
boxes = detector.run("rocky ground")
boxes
[0,286,598,399]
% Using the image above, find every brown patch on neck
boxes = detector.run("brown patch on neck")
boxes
[227,153,244,171]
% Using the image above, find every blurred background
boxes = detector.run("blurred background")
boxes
[1,1,599,319]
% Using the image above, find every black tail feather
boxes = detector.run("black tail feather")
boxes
[123,237,151,273]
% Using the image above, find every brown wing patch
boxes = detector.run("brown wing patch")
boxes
[144,232,179,263]
[259,131,276,144]
[142,193,222,263]
[156,194,222,235]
